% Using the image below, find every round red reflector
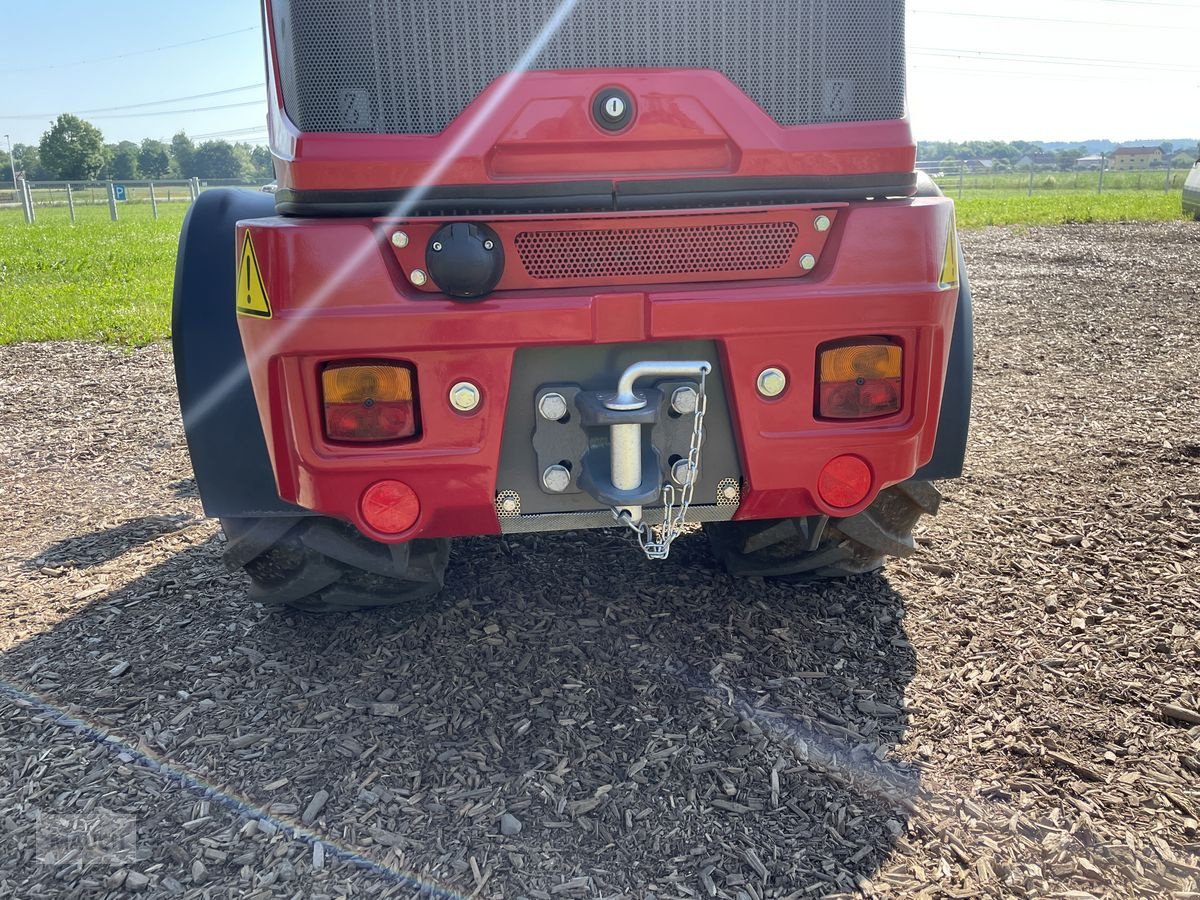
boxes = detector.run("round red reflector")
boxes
[817,455,872,509]
[360,480,420,534]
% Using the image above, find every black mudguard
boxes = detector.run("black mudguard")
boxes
[172,189,305,518]
[913,172,973,480]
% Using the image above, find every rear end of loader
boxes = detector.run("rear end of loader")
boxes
[1184,163,1200,219]
[174,0,973,611]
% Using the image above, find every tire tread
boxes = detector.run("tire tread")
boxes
[220,516,449,613]
[706,480,941,580]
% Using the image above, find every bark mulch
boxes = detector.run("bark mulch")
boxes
[0,221,1196,898]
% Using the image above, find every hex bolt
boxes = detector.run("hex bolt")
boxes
[410,269,428,286]
[813,215,831,232]
[671,458,690,486]
[542,464,572,493]
[391,231,409,248]
[537,392,568,421]
[431,241,443,252]
[500,496,519,513]
[670,386,698,415]
[449,381,481,412]
[757,367,787,398]
[721,483,739,500]
[799,253,817,271]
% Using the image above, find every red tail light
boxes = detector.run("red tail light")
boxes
[360,480,420,534]
[322,362,419,442]
[818,455,872,509]
[817,339,902,419]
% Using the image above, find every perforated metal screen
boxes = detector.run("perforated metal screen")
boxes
[515,222,800,280]
[270,0,906,135]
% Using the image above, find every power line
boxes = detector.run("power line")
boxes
[84,101,265,120]
[911,9,1183,30]
[910,64,1179,85]
[0,101,265,122]
[0,85,265,120]
[911,46,1200,74]
[1061,0,1197,7]
[72,85,264,115]
[191,126,269,140]
[0,27,258,74]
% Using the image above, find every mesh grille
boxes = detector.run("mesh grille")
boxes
[271,0,905,135]
[514,221,799,280]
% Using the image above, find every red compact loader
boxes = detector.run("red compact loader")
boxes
[174,0,972,611]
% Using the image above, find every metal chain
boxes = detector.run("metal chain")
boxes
[615,369,708,560]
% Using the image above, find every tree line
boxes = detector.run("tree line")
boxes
[1,113,274,184]
[6,118,1194,183]
[918,139,1197,168]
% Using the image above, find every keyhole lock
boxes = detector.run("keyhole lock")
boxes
[593,88,633,131]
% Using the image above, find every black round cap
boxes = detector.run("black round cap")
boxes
[425,222,504,300]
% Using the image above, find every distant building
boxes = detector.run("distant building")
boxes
[1015,153,1058,169]
[963,159,996,173]
[1075,155,1104,170]
[1110,146,1163,170]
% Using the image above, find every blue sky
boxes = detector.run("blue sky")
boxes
[1,0,1197,149]
[1,0,265,147]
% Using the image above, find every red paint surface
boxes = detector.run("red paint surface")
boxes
[268,68,914,192]
[235,197,958,541]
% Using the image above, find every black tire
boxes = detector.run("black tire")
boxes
[704,480,941,579]
[219,516,450,613]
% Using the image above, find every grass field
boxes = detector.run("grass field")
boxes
[955,189,1186,228]
[0,204,187,344]
[0,190,1190,345]
[929,168,1189,193]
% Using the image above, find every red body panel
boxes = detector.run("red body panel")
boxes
[262,0,915,190]
[236,198,957,542]
[268,67,915,192]
[250,12,947,543]
[387,207,840,293]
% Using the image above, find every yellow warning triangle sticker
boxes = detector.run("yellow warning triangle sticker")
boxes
[938,216,960,291]
[236,232,272,319]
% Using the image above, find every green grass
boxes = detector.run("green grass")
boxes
[0,188,1190,345]
[0,203,187,344]
[930,169,1190,193]
[954,190,1187,228]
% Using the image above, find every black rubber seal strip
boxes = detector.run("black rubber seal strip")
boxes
[614,172,917,209]
[274,172,918,217]
[274,180,615,217]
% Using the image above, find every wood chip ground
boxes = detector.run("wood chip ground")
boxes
[0,222,1197,898]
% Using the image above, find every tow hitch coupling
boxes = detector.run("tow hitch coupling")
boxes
[575,360,711,560]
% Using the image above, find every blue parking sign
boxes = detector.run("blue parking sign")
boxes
[113,184,127,201]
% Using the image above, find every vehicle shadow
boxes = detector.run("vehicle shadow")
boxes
[2,523,918,898]
[25,512,200,569]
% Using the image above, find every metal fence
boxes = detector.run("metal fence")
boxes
[1,165,1187,225]
[2,178,265,224]
[919,162,1189,198]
